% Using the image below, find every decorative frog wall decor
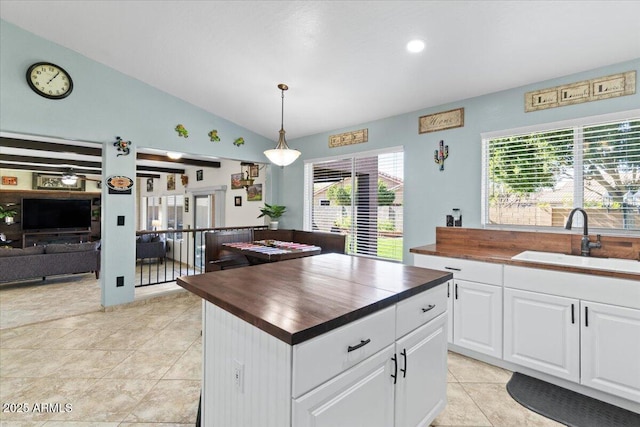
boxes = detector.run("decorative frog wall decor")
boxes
[233,137,245,147]
[175,124,189,138]
[208,130,220,142]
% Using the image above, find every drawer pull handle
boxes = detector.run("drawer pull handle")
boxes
[348,338,371,352]
[391,354,398,384]
[400,349,407,378]
[422,304,436,313]
[444,266,461,271]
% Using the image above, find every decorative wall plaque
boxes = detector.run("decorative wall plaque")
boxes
[525,71,636,112]
[419,108,464,134]
[329,128,368,148]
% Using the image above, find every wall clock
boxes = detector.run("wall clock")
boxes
[26,62,73,99]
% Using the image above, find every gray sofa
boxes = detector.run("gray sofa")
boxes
[136,234,167,263]
[0,242,100,283]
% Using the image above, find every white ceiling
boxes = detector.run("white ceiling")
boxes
[1,1,640,141]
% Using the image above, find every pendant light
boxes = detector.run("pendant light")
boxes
[264,83,301,167]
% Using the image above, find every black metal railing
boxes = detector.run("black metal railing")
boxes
[135,225,267,287]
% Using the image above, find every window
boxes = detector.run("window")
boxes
[305,148,404,261]
[141,196,161,230]
[483,111,640,233]
[166,195,184,239]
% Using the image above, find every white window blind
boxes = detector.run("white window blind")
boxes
[483,112,640,233]
[305,149,404,261]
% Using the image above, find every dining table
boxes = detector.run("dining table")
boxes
[222,239,322,263]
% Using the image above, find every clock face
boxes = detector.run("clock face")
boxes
[26,62,73,99]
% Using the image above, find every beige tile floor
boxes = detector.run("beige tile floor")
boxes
[1,273,562,426]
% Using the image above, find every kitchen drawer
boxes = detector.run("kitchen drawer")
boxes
[396,283,447,338]
[292,305,395,398]
[414,254,503,286]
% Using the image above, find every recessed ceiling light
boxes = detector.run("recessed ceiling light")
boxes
[407,39,425,53]
[167,151,182,160]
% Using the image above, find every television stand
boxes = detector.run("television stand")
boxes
[22,229,92,248]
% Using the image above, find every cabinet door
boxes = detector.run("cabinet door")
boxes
[453,280,502,358]
[292,344,395,427]
[395,313,447,427]
[504,288,579,382]
[581,301,640,402]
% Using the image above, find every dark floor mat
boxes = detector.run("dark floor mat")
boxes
[507,372,640,427]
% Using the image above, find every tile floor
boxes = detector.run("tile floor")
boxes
[0,273,562,426]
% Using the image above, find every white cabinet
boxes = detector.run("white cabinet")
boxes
[414,255,503,358]
[394,313,447,427]
[293,345,396,427]
[504,265,640,405]
[454,280,502,358]
[581,300,640,403]
[503,288,580,382]
[294,286,448,427]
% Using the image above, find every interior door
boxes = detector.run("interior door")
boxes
[194,195,214,270]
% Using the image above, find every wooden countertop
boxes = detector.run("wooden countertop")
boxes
[410,243,640,281]
[177,253,452,345]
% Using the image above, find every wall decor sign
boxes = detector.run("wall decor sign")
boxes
[106,175,133,194]
[184,197,190,213]
[1,176,17,185]
[419,108,464,134]
[329,128,368,148]
[32,173,85,191]
[525,70,636,112]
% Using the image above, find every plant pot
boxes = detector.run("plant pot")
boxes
[269,220,279,230]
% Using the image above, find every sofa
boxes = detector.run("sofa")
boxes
[136,234,167,263]
[0,241,100,283]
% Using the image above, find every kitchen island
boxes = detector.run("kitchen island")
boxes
[178,253,452,427]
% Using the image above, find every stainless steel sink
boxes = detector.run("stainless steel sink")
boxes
[511,251,640,274]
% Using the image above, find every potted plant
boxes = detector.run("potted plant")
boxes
[258,203,286,230]
[0,205,18,225]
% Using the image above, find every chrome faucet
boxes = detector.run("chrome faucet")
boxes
[564,208,602,256]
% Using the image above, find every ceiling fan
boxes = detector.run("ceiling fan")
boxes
[61,168,101,185]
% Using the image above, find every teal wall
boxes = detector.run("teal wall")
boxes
[2,19,639,291]
[285,58,640,262]
[0,20,280,306]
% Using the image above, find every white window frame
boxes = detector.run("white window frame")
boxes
[481,109,640,234]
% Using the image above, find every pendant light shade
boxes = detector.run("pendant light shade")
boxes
[264,83,300,167]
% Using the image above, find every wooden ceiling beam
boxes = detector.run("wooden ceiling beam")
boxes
[0,137,102,156]
[136,165,185,174]
[0,154,101,169]
[0,162,98,175]
[136,153,221,168]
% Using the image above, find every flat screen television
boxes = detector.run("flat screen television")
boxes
[22,198,92,230]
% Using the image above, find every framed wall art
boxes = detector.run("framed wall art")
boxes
[247,184,262,201]
[1,176,17,186]
[419,108,464,133]
[234,196,242,206]
[196,169,204,181]
[32,173,85,191]
[231,173,243,190]
[167,174,176,191]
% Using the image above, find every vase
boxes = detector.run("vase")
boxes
[269,221,279,230]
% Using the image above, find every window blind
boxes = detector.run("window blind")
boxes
[484,114,640,232]
[306,149,404,261]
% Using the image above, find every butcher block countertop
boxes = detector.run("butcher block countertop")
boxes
[177,253,451,345]
[410,227,640,281]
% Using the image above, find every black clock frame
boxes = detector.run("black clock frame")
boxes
[26,62,74,100]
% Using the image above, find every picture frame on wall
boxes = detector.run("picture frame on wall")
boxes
[234,196,242,206]
[231,173,243,190]
[1,176,17,185]
[247,184,262,201]
[167,174,176,191]
[249,164,259,178]
[146,178,154,192]
[32,173,85,191]
[184,197,190,213]
[196,169,204,181]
